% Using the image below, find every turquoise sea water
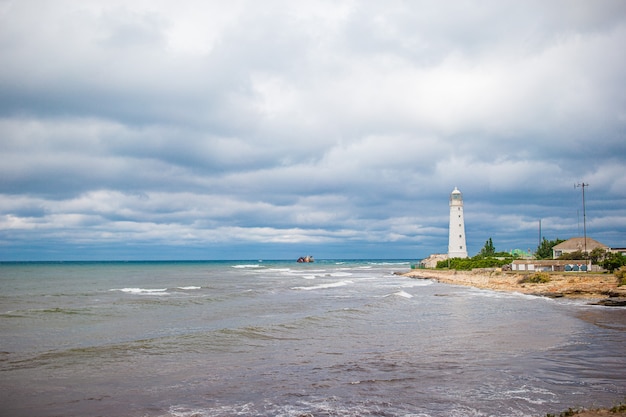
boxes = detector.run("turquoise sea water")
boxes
[1,260,625,416]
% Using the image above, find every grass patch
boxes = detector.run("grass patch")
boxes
[519,272,551,284]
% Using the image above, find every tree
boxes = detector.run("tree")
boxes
[558,250,584,260]
[479,238,496,257]
[536,237,565,259]
[589,248,607,264]
[602,252,626,273]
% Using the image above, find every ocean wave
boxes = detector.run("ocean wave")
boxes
[291,280,354,291]
[467,288,541,301]
[387,290,413,298]
[112,288,169,295]
[0,307,96,318]
[231,264,262,269]
[282,269,329,279]
[177,286,201,290]
[298,272,340,280]
[167,395,430,417]
[329,272,353,277]
[368,261,411,266]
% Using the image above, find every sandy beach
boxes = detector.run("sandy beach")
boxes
[403,269,626,304]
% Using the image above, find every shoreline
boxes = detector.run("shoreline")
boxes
[402,268,626,416]
[402,269,626,305]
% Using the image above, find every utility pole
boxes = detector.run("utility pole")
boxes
[575,182,589,256]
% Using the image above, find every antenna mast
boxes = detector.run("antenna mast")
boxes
[575,182,589,256]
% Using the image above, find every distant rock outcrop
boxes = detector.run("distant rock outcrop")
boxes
[418,254,448,269]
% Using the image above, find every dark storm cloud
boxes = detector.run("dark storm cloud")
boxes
[1,0,625,260]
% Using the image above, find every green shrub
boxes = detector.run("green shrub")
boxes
[610,400,626,412]
[615,267,626,287]
[602,252,626,272]
[519,272,551,284]
[610,401,626,413]
[435,257,512,270]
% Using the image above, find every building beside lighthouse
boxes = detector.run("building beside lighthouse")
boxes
[448,187,468,258]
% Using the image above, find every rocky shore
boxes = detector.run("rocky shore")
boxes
[541,408,626,417]
[571,411,625,417]
[402,269,626,306]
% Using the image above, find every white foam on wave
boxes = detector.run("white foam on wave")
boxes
[113,288,169,295]
[231,264,262,269]
[485,385,555,405]
[292,280,354,291]
[284,269,329,279]
[330,272,353,277]
[177,286,201,290]
[468,288,538,300]
[389,290,413,298]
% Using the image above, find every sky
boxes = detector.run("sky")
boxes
[1,0,625,261]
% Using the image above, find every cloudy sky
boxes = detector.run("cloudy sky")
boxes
[1,0,625,261]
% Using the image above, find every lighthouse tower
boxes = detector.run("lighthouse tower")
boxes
[448,187,468,258]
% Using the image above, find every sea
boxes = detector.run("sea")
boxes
[1,260,625,417]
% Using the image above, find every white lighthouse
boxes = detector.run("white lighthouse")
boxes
[448,187,468,258]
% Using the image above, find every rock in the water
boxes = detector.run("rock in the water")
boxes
[589,298,626,307]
